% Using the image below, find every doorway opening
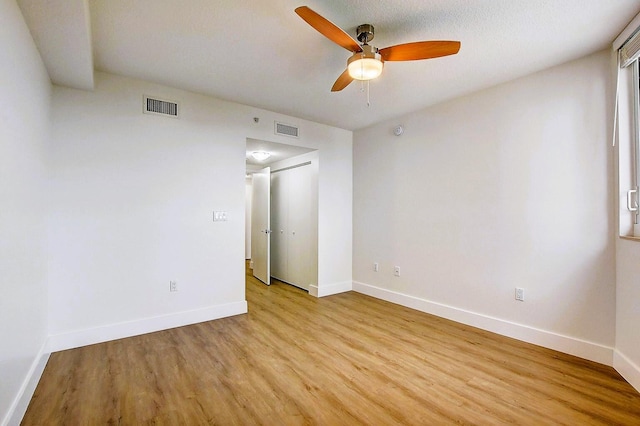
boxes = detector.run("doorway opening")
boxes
[245,138,318,292]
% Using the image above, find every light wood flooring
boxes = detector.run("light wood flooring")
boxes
[22,265,640,425]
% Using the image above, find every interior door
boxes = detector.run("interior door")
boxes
[270,171,288,281]
[251,167,271,285]
[287,164,312,290]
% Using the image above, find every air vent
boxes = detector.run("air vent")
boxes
[143,95,179,118]
[275,121,299,138]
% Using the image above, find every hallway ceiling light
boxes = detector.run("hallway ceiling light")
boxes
[251,151,271,161]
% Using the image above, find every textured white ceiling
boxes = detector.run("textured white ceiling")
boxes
[18,0,640,130]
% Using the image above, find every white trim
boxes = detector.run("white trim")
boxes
[308,285,319,297]
[614,350,640,393]
[47,301,247,352]
[3,341,50,426]
[309,280,352,298]
[613,50,620,147]
[352,281,614,366]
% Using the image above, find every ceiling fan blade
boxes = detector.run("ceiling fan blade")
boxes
[331,69,354,92]
[379,41,461,62]
[295,6,362,53]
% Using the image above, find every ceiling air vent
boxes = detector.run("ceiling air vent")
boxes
[143,95,179,118]
[275,121,299,138]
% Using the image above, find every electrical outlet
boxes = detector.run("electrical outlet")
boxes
[170,280,178,292]
[515,287,524,301]
[394,266,401,277]
[373,262,379,272]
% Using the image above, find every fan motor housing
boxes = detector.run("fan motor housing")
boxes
[356,24,375,43]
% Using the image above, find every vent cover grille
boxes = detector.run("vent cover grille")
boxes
[275,121,299,138]
[144,96,179,118]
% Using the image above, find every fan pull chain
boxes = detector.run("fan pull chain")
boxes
[359,80,371,107]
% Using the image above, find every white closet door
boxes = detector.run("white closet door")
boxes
[270,171,288,281]
[251,167,270,285]
[287,165,312,289]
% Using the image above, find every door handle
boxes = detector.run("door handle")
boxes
[627,189,638,212]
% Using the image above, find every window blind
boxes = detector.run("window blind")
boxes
[620,28,640,68]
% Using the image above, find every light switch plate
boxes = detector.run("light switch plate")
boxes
[213,211,228,222]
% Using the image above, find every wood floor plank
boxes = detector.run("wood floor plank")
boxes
[22,265,640,425]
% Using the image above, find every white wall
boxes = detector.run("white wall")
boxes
[0,0,51,423]
[615,240,640,391]
[47,71,352,349]
[353,50,616,364]
[317,137,353,296]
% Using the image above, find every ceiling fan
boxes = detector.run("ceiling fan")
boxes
[295,6,461,92]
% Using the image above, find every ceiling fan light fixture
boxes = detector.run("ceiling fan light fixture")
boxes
[347,45,383,81]
[251,151,271,161]
[295,6,461,92]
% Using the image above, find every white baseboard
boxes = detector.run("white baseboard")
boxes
[614,350,640,393]
[47,301,248,352]
[3,341,50,426]
[352,281,614,366]
[309,280,352,298]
